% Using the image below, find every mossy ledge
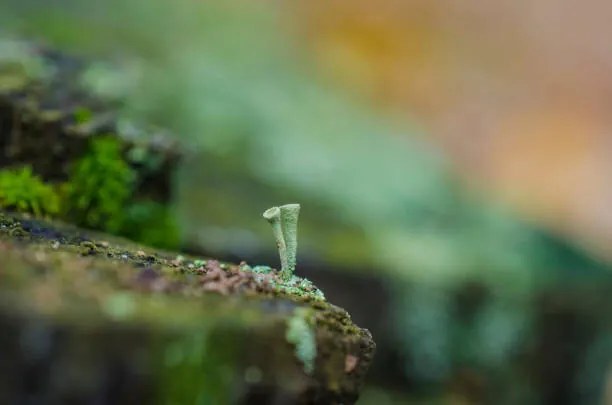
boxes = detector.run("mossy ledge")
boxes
[0,211,375,404]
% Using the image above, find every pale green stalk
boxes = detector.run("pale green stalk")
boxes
[263,203,300,280]
[279,203,300,280]
[263,206,288,274]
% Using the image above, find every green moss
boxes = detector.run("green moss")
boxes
[73,106,93,124]
[0,134,180,249]
[64,135,135,232]
[0,166,60,216]
[286,307,317,375]
[61,136,182,249]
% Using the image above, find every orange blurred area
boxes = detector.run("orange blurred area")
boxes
[289,0,612,259]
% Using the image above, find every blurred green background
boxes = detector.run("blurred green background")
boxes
[1,0,611,403]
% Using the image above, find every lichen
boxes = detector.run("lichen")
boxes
[241,264,326,302]
[286,307,317,375]
[263,204,300,281]
[278,275,326,301]
[0,166,60,216]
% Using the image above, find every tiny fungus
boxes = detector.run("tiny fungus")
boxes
[263,203,300,280]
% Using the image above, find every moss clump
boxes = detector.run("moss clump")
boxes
[286,307,317,375]
[64,136,182,249]
[0,135,179,250]
[64,135,135,232]
[0,166,60,216]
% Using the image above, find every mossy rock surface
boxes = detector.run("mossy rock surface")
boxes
[0,212,375,404]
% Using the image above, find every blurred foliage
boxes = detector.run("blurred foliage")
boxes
[0,166,60,217]
[0,0,608,290]
[119,201,181,250]
[0,38,49,91]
